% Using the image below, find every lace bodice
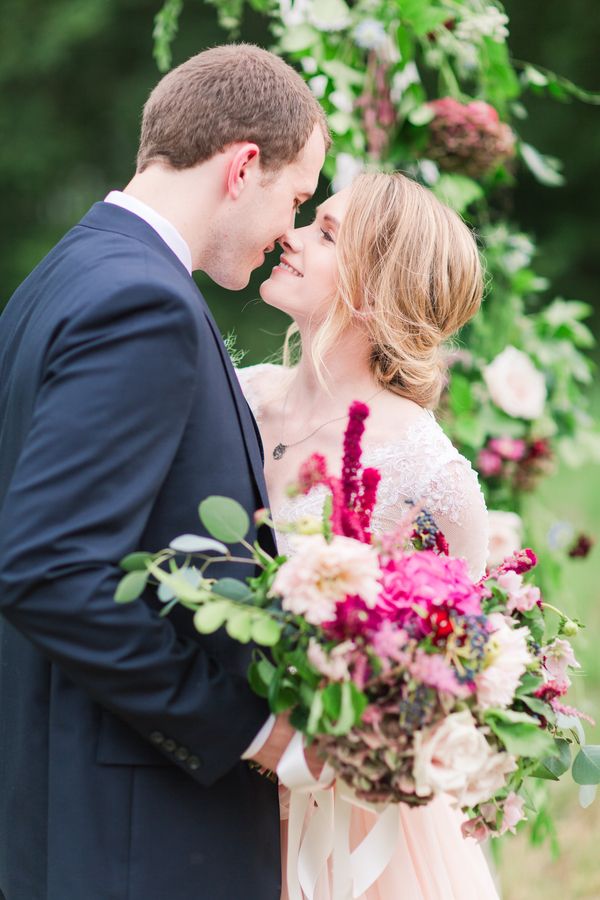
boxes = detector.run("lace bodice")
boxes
[238,364,489,580]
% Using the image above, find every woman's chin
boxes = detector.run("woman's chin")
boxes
[259,279,289,313]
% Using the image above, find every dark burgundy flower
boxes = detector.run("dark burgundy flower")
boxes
[322,594,383,640]
[568,533,594,559]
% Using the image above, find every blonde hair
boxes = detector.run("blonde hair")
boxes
[137,44,330,173]
[284,172,483,409]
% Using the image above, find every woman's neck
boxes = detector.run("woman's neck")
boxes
[285,323,379,421]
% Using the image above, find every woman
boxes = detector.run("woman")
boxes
[238,172,498,899]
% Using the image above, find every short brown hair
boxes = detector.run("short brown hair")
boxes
[137,44,330,173]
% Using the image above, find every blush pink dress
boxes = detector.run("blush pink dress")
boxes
[239,364,500,900]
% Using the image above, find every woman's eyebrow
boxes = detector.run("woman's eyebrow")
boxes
[315,207,340,230]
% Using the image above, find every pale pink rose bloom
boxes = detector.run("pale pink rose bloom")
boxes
[413,710,494,800]
[543,638,581,681]
[460,750,518,808]
[307,638,354,681]
[497,570,540,613]
[483,346,547,420]
[486,510,523,568]
[271,534,380,625]
[475,613,531,709]
[499,791,526,835]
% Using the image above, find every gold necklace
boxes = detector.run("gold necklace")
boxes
[272,387,385,460]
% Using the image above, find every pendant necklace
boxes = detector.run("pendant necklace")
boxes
[272,386,385,461]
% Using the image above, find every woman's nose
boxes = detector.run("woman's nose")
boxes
[279,228,303,254]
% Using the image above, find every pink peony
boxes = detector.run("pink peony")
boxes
[271,534,380,626]
[475,613,531,709]
[379,550,483,633]
[488,437,527,461]
[483,347,547,420]
[542,638,580,681]
[497,570,541,613]
[499,792,526,835]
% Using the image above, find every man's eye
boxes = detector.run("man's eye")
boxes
[320,229,334,243]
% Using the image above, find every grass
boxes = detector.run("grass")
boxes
[496,445,600,899]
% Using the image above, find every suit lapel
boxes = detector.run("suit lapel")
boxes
[199,308,271,512]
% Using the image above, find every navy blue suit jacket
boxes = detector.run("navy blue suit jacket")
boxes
[0,203,280,900]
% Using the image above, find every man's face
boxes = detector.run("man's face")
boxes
[208,124,326,290]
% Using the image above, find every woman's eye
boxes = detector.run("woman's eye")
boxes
[320,229,334,243]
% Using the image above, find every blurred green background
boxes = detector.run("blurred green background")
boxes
[0,2,598,897]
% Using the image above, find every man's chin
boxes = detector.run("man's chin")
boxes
[207,268,251,291]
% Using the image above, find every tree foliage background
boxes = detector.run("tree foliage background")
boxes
[0,0,598,354]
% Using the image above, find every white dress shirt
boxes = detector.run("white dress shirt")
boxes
[104,190,193,275]
[104,189,274,759]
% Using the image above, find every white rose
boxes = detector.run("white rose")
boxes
[460,750,517,808]
[483,346,547,420]
[486,510,522,568]
[413,710,492,799]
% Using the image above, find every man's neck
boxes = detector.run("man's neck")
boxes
[123,163,219,269]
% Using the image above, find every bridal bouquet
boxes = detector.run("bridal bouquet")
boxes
[116,402,598,839]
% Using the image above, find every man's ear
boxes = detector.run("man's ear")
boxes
[226,143,261,199]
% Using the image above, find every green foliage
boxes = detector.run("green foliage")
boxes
[199,495,250,543]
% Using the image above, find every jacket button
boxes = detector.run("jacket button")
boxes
[175,747,189,762]
[150,731,164,745]
[163,739,176,752]
[187,755,201,770]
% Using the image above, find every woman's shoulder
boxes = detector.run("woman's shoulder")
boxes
[236,362,289,418]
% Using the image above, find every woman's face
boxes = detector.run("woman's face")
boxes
[259,187,351,323]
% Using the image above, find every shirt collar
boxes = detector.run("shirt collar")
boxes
[104,190,193,275]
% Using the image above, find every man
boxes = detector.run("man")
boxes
[0,44,328,900]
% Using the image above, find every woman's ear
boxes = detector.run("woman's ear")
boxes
[225,143,261,199]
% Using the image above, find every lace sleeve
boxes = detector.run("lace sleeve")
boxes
[236,363,281,420]
[421,458,489,581]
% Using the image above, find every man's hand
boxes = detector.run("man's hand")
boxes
[251,713,325,780]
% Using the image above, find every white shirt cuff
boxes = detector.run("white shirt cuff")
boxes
[241,714,276,760]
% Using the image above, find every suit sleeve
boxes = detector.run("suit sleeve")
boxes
[0,282,270,785]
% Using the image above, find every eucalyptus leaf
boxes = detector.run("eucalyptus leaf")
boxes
[225,609,253,643]
[572,745,600,785]
[193,601,230,634]
[579,784,598,809]
[169,534,228,555]
[199,496,250,543]
[325,681,355,735]
[532,739,571,780]
[212,577,253,602]
[250,615,282,647]
[307,690,324,735]
[120,552,153,572]
[115,570,148,603]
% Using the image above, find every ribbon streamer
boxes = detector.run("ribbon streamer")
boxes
[277,736,400,900]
